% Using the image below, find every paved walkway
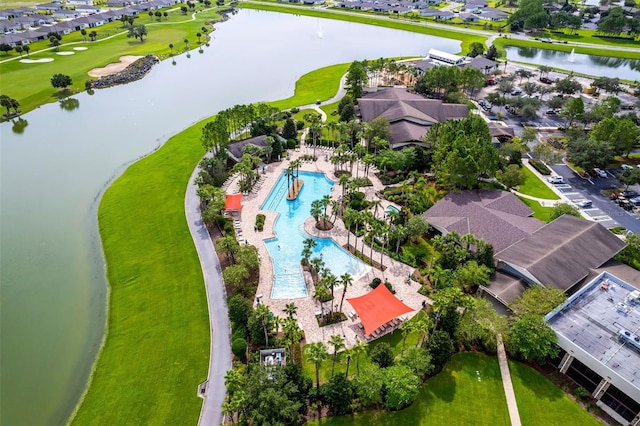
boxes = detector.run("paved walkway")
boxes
[185,154,232,426]
[497,334,522,426]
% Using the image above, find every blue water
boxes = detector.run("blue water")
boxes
[261,170,370,299]
[386,205,399,214]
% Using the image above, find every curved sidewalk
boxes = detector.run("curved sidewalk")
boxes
[185,158,232,426]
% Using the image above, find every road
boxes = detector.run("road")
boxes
[185,155,232,426]
[550,163,640,234]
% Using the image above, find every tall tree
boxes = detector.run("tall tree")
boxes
[305,342,329,388]
[328,334,345,377]
[509,314,559,362]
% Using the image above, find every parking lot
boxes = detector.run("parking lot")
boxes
[549,163,640,234]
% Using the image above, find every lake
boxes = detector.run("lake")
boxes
[505,46,640,80]
[0,9,459,425]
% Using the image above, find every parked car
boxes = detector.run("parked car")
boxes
[574,199,593,208]
[629,197,640,206]
[511,89,522,96]
[539,77,554,84]
[621,164,634,170]
[546,109,558,115]
[593,168,607,178]
[547,175,564,184]
[621,190,639,198]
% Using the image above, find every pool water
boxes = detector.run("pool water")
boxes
[261,170,370,299]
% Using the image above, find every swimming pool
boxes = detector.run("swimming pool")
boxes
[261,170,371,299]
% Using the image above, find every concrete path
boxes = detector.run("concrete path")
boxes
[185,156,232,426]
[497,334,522,426]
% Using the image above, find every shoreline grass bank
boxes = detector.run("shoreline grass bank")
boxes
[69,63,349,424]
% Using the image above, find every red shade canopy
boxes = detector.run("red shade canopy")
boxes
[225,194,242,211]
[347,284,413,336]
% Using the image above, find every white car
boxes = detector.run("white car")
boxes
[547,175,564,184]
[621,164,634,170]
[574,199,593,208]
[593,168,607,178]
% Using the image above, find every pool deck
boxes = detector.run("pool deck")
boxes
[223,145,430,350]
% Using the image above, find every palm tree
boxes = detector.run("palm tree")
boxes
[305,342,328,388]
[338,273,353,313]
[184,38,189,51]
[254,304,272,347]
[215,235,238,264]
[344,347,355,378]
[196,32,202,44]
[284,167,294,193]
[81,28,87,42]
[283,318,302,363]
[169,43,174,56]
[328,334,345,377]
[399,321,413,349]
[370,198,382,219]
[413,316,433,347]
[353,340,367,375]
[283,303,297,319]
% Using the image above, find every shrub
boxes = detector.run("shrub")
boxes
[370,277,382,288]
[287,139,297,149]
[255,214,266,231]
[290,107,300,114]
[296,121,305,130]
[530,158,551,175]
[351,177,373,187]
[231,337,247,358]
[575,386,588,399]
[370,342,394,368]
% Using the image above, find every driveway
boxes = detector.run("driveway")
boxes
[550,163,640,234]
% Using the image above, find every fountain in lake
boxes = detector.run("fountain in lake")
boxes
[317,19,323,39]
[568,48,576,63]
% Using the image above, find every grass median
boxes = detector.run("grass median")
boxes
[70,64,347,424]
[518,167,560,200]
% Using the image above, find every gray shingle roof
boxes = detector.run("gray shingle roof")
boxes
[483,271,527,305]
[423,189,544,252]
[495,215,626,291]
[358,88,468,146]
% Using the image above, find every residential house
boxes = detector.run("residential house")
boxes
[1,20,22,33]
[53,9,81,18]
[420,8,454,19]
[358,87,468,148]
[487,122,515,145]
[67,0,94,5]
[464,0,487,12]
[0,31,31,46]
[106,0,133,6]
[459,12,479,22]
[36,2,66,11]
[479,7,508,21]
[75,5,101,14]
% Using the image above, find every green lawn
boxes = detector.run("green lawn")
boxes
[320,101,340,123]
[239,2,484,55]
[307,352,599,426]
[70,64,347,424]
[509,361,601,426]
[518,196,553,223]
[269,63,350,111]
[307,352,511,426]
[302,313,425,384]
[518,167,560,200]
[0,8,222,115]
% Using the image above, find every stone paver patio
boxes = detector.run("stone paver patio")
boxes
[223,144,431,350]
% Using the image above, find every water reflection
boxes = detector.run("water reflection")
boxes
[60,98,80,112]
[11,118,28,134]
[506,46,640,80]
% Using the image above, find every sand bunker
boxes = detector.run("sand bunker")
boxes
[88,55,143,78]
[56,51,75,56]
[73,47,88,51]
[20,58,54,63]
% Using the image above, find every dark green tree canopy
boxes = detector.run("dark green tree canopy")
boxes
[50,73,72,90]
[425,115,499,189]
